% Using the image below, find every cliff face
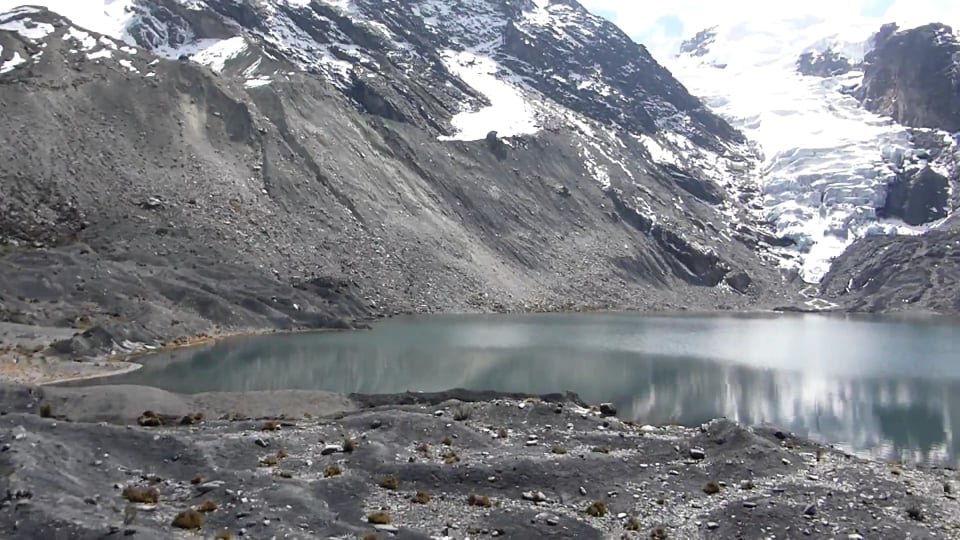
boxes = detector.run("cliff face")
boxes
[823,24,960,313]
[857,23,960,132]
[0,2,792,354]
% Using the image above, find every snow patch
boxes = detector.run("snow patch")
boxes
[438,50,539,142]
[0,0,135,43]
[0,16,55,40]
[155,36,247,73]
[244,76,272,88]
[0,50,25,73]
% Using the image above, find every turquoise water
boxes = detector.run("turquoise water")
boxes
[93,312,960,464]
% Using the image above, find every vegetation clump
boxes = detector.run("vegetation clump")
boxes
[196,500,218,513]
[261,420,280,431]
[551,446,568,455]
[411,491,431,504]
[122,486,159,504]
[702,481,721,495]
[172,509,203,530]
[39,403,53,418]
[324,464,342,478]
[180,412,204,425]
[343,438,357,453]
[367,511,391,525]
[379,475,399,490]
[585,500,608,517]
[190,473,204,485]
[468,494,492,508]
[137,411,163,427]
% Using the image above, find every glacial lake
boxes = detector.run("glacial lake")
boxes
[92,312,960,465]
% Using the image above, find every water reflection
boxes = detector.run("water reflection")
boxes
[90,313,960,465]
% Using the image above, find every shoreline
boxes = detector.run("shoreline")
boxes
[6,306,960,387]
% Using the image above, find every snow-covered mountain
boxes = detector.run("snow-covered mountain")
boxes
[667,18,960,283]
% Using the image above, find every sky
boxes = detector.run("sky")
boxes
[580,0,960,58]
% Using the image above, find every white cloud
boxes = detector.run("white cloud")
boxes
[580,0,960,58]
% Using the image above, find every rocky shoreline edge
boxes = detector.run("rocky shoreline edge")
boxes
[0,385,956,539]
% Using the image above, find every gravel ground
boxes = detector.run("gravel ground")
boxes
[0,385,956,539]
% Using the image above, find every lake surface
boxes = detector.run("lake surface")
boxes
[94,312,960,465]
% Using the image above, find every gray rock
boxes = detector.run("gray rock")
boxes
[320,444,342,456]
[706,521,719,530]
[804,504,818,517]
[690,448,706,460]
[599,403,617,417]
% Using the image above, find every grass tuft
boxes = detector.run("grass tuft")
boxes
[171,509,203,530]
[585,500,607,517]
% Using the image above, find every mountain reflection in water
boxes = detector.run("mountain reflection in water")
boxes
[86,313,960,465]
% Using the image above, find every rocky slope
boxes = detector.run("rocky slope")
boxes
[0,1,796,357]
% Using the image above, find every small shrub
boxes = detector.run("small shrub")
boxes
[416,442,431,456]
[343,438,357,453]
[122,486,159,504]
[468,494,492,508]
[39,403,53,418]
[442,435,453,446]
[442,450,460,465]
[324,464,342,478]
[171,509,203,530]
[702,481,721,495]
[261,455,279,467]
[190,473,204,485]
[945,482,953,495]
[196,500,218,513]
[585,500,608,517]
[276,449,288,459]
[261,420,280,431]
[907,504,924,521]
[649,525,668,539]
[411,490,431,504]
[454,406,471,421]
[180,413,203,425]
[625,517,641,531]
[362,534,378,540]
[497,428,508,439]
[592,446,610,454]
[379,475,399,490]
[214,530,233,540]
[137,411,163,427]
[551,446,568,455]
[367,511,391,525]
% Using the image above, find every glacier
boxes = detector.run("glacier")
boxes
[664,17,958,283]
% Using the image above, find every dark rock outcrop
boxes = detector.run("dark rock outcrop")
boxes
[796,49,851,77]
[881,166,950,225]
[856,23,960,131]
[820,217,960,313]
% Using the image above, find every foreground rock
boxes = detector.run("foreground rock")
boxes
[0,385,957,539]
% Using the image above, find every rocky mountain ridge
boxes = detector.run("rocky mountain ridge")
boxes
[0,0,794,356]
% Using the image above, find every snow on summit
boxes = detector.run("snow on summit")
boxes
[665,17,955,283]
